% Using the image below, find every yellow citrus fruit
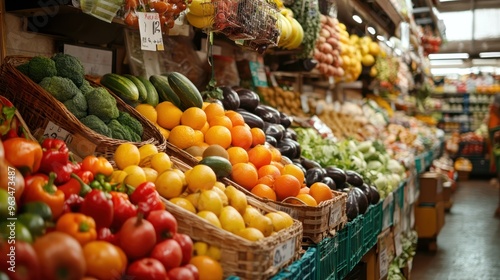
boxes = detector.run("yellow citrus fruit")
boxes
[204,125,232,149]
[110,170,128,184]
[155,170,185,199]
[197,211,222,228]
[155,124,170,140]
[171,168,186,185]
[193,241,208,256]
[156,101,183,130]
[237,227,265,241]
[123,165,147,187]
[138,144,158,161]
[169,197,196,214]
[197,190,223,216]
[265,212,288,232]
[114,143,140,170]
[276,211,294,228]
[206,245,221,261]
[142,167,159,182]
[193,130,205,145]
[186,164,217,192]
[169,125,196,149]
[135,104,158,123]
[150,152,172,174]
[281,164,305,185]
[181,107,207,130]
[200,121,210,134]
[227,147,249,165]
[189,256,224,280]
[208,115,233,130]
[203,102,225,121]
[185,192,200,208]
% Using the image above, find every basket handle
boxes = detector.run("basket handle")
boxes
[281,196,307,205]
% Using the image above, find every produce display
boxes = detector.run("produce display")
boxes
[313,14,343,78]
[123,0,188,31]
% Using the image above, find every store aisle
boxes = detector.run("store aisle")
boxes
[411,179,500,279]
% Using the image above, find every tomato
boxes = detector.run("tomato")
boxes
[32,232,85,280]
[146,210,178,242]
[0,159,25,204]
[0,238,40,280]
[119,216,156,259]
[125,258,167,280]
[168,267,195,280]
[173,233,193,265]
[150,239,182,270]
[184,264,199,280]
[83,241,127,280]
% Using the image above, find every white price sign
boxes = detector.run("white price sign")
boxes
[379,249,389,278]
[329,203,342,227]
[273,238,295,268]
[137,12,165,51]
[43,121,71,142]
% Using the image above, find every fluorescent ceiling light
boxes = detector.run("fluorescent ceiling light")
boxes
[472,59,499,66]
[430,59,464,66]
[431,68,472,76]
[353,15,362,24]
[367,27,376,35]
[440,0,460,2]
[428,53,469,60]
[479,52,500,58]
[376,35,385,41]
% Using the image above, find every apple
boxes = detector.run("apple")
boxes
[150,239,183,270]
[126,258,168,280]
[184,264,199,280]
[173,233,193,265]
[168,267,195,280]
[146,210,178,241]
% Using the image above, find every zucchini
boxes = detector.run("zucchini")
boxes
[166,72,203,111]
[123,74,148,102]
[149,75,181,108]
[100,73,139,101]
[136,76,159,107]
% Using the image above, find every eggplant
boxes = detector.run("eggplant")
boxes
[345,170,364,187]
[264,123,286,142]
[236,88,260,111]
[346,191,359,221]
[220,86,240,110]
[357,183,372,205]
[301,157,322,170]
[292,162,308,177]
[305,167,326,187]
[280,138,301,159]
[325,166,347,188]
[369,185,380,204]
[351,187,368,215]
[321,176,337,190]
[279,112,292,128]
[286,128,297,141]
[253,105,281,124]
[236,109,264,129]
[277,139,299,160]
[265,135,278,147]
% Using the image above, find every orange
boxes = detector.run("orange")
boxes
[155,124,170,140]
[274,174,301,201]
[230,125,252,150]
[282,164,305,186]
[225,110,245,127]
[181,107,207,130]
[270,161,285,173]
[204,125,232,149]
[200,121,210,134]
[299,187,310,194]
[168,125,196,149]
[231,162,258,191]
[156,101,183,130]
[202,102,211,110]
[189,256,223,280]
[193,130,205,144]
[227,147,249,165]
[269,146,282,162]
[247,145,272,169]
[309,182,333,204]
[291,193,318,206]
[258,164,281,179]
[208,116,233,130]
[204,102,225,121]
[250,127,266,147]
[257,175,275,187]
[135,104,158,123]
[251,184,277,201]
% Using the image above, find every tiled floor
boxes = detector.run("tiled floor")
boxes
[411,179,500,280]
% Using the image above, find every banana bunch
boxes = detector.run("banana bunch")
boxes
[186,0,214,29]
[275,7,304,49]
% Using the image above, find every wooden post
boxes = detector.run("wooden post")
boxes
[0,0,7,64]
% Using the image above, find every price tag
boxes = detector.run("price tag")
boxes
[43,121,70,142]
[273,238,295,268]
[379,249,389,278]
[137,12,165,51]
[273,205,298,220]
[329,203,342,227]
[394,232,403,257]
[42,122,97,160]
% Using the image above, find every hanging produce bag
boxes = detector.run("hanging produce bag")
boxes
[80,0,123,23]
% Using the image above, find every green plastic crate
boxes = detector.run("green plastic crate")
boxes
[272,247,317,280]
[382,195,394,230]
[415,156,423,173]
[348,215,364,272]
[335,226,349,280]
[362,205,374,253]
[395,182,405,209]
[371,201,383,246]
[314,236,337,280]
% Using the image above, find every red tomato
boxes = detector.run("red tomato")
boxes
[0,238,40,280]
[173,233,193,265]
[146,210,178,242]
[150,239,182,270]
[168,267,195,280]
[126,258,168,280]
[184,264,199,280]
[119,216,156,259]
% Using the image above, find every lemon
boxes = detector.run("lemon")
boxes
[186,164,216,193]
[138,144,158,161]
[251,215,274,237]
[171,168,186,185]
[155,124,170,140]
[211,187,228,206]
[110,170,128,184]
[193,242,209,256]
[142,167,159,182]
[114,143,140,170]
[213,181,226,191]
[170,197,196,214]
[237,227,265,241]
[188,0,214,16]
[123,165,147,187]
[186,13,213,29]
[185,192,201,208]
[276,211,294,228]
[219,206,245,234]
[197,211,222,228]
[206,245,221,261]
[135,104,158,123]
[151,152,172,174]
[265,212,288,232]
[198,190,223,216]
[156,170,185,199]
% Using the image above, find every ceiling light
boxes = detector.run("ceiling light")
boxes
[376,35,385,41]
[386,41,393,48]
[367,27,376,35]
[479,52,500,58]
[428,53,469,60]
[430,59,464,66]
[352,15,362,24]
[439,0,460,2]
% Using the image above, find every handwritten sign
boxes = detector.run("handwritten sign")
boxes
[273,238,295,268]
[43,121,71,142]
[379,249,389,278]
[42,122,97,161]
[137,12,165,51]
[329,203,343,227]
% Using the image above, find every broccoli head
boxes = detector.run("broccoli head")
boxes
[107,119,132,141]
[16,63,30,76]
[52,53,85,87]
[39,76,80,102]
[80,115,112,138]
[117,111,144,137]
[85,87,119,123]
[79,80,94,96]
[63,91,88,119]
[27,56,57,83]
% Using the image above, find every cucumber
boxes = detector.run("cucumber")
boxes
[149,75,181,108]
[123,74,148,102]
[199,156,233,178]
[136,76,159,107]
[100,73,139,101]
[166,72,203,111]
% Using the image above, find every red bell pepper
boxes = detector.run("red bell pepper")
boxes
[58,171,93,198]
[51,161,81,185]
[110,192,138,230]
[39,138,70,173]
[62,193,85,214]
[130,182,165,218]
[97,227,120,246]
[80,189,114,230]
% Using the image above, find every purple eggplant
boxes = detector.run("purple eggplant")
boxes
[220,86,240,110]
[236,88,260,111]
[346,191,359,221]
[237,109,264,129]
[351,187,368,215]
[253,105,281,124]
[345,170,364,187]
[305,167,326,187]
[369,185,380,204]
[280,112,292,128]
[321,176,337,190]
[357,183,372,205]
[325,166,347,188]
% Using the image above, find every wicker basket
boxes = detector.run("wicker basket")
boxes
[166,157,303,279]
[0,56,166,160]
[167,143,347,245]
